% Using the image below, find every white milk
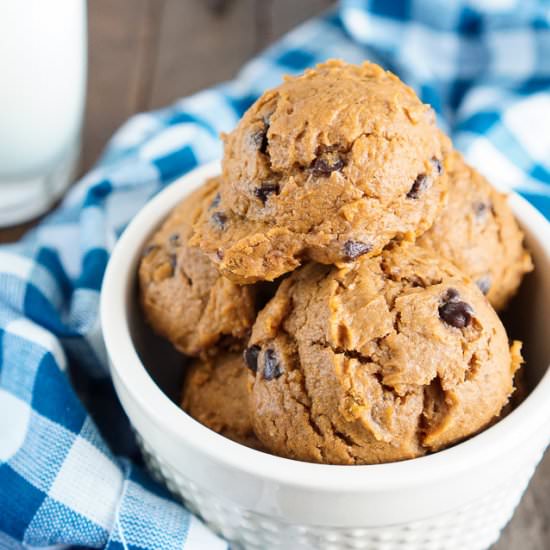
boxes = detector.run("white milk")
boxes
[0,0,87,226]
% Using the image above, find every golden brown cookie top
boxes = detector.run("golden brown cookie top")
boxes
[230,59,435,175]
[192,60,450,283]
[245,244,521,464]
[139,178,257,357]
[417,152,532,310]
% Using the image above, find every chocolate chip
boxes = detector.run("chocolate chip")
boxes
[431,157,443,175]
[211,212,227,229]
[250,130,263,149]
[444,288,460,302]
[473,201,490,220]
[263,349,282,380]
[439,301,473,328]
[244,345,261,373]
[310,149,345,177]
[342,240,372,261]
[142,244,159,257]
[251,127,269,155]
[169,233,181,246]
[254,182,280,204]
[407,158,442,199]
[209,192,221,210]
[311,158,344,177]
[216,249,224,260]
[439,288,474,328]
[250,118,270,155]
[476,276,491,295]
[407,174,429,199]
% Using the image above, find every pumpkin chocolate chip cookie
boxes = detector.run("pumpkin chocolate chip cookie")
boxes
[417,152,533,310]
[245,244,522,464]
[191,60,450,283]
[139,177,257,357]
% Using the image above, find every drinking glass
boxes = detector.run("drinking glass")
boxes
[0,0,87,227]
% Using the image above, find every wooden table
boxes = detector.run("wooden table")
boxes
[0,2,547,548]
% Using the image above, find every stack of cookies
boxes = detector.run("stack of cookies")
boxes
[139,60,532,465]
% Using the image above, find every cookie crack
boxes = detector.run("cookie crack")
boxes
[311,339,374,364]
[258,282,328,459]
[323,415,357,464]
[419,374,448,450]
[380,256,444,290]
[266,130,378,180]
[178,262,193,287]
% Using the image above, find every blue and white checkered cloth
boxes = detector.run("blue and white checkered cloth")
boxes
[1,1,549,548]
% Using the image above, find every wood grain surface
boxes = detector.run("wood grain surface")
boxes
[0,2,547,547]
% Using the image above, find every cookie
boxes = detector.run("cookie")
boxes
[139,178,257,357]
[192,60,449,283]
[245,244,522,464]
[417,152,533,310]
[181,351,263,449]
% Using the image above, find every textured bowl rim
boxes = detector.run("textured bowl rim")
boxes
[101,160,550,492]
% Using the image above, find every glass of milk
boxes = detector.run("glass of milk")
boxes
[0,0,87,227]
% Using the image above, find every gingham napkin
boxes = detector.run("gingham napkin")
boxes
[1,1,549,548]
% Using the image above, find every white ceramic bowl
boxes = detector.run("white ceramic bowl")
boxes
[101,161,550,550]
